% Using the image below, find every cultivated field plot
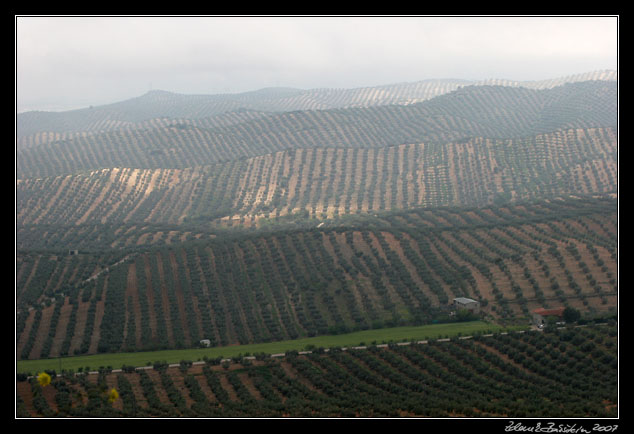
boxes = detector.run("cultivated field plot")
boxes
[15,124,617,242]
[16,196,617,359]
[17,321,524,374]
[16,323,617,418]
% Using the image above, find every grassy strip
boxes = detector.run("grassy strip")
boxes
[16,321,526,374]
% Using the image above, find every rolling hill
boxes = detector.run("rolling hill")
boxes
[16,69,616,138]
[16,195,617,358]
[17,80,617,179]
[16,70,618,369]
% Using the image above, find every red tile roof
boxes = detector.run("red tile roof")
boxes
[532,307,565,316]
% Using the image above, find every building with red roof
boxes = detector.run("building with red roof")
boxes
[532,307,565,328]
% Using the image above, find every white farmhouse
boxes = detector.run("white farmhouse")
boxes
[452,297,480,314]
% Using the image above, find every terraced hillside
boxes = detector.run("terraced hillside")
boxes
[16,323,617,418]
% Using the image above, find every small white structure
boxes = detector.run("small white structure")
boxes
[452,297,480,314]
[199,339,211,348]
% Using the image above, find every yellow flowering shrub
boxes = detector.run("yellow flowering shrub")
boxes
[107,388,119,403]
[37,372,51,387]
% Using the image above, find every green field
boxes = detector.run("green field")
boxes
[16,321,526,374]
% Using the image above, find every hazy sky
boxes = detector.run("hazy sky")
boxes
[15,15,618,113]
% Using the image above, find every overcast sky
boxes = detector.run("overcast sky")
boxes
[15,15,618,113]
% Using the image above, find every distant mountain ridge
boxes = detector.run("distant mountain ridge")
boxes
[16,79,617,180]
[16,70,616,138]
